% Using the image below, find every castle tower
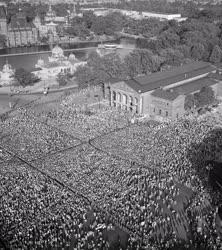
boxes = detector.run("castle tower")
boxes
[45,1,56,23]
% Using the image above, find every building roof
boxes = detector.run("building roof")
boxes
[170,76,219,95]
[8,15,36,31]
[124,61,215,94]
[0,5,6,19]
[151,88,180,101]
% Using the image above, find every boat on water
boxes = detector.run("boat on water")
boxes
[96,43,123,56]
[98,44,123,49]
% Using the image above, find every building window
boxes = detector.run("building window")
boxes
[136,105,139,114]
[159,109,162,115]
[113,91,116,107]
[113,91,116,101]
[122,94,127,105]
[176,113,179,119]
[129,96,133,108]
[166,111,168,117]
[134,97,138,105]
[135,97,139,114]
[153,108,155,113]
[117,93,121,103]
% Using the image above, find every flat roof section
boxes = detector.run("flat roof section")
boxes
[170,77,218,95]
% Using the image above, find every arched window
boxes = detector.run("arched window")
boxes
[117,93,121,103]
[113,91,116,101]
[134,97,138,105]
[134,97,139,113]
[113,91,116,107]
[129,96,133,106]
[122,94,127,105]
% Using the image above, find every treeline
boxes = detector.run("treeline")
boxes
[5,2,80,23]
[136,18,222,64]
[65,11,126,39]
[74,48,187,88]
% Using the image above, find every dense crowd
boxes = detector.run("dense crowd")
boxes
[0,161,143,250]
[0,109,81,160]
[0,93,222,249]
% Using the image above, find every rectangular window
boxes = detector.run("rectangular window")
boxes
[166,111,168,117]
[159,109,162,115]
[176,113,179,119]
[153,108,155,113]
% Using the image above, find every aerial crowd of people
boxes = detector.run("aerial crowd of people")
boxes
[0,89,222,249]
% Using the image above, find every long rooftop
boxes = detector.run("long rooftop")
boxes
[124,61,215,93]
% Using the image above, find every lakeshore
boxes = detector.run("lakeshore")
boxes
[0,38,136,71]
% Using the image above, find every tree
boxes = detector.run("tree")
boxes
[209,45,222,64]
[82,11,95,29]
[0,34,7,48]
[175,44,191,59]
[13,68,40,87]
[57,73,69,86]
[74,65,99,88]
[195,86,215,108]
[159,48,184,66]
[184,94,195,111]
[75,52,126,88]
[124,49,162,77]
[91,16,107,36]
[191,43,205,61]
[158,30,180,49]
[88,52,126,79]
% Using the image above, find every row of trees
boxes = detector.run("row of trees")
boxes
[135,17,222,64]
[6,2,79,23]
[74,48,188,87]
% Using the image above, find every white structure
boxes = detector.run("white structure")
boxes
[34,45,86,81]
[80,7,186,21]
[48,44,67,62]
[0,60,15,85]
[96,44,123,57]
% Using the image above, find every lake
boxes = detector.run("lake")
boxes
[0,38,136,71]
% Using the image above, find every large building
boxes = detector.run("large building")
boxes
[33,45,87,81]
[108,61,222,120]
[7,12,38,47]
